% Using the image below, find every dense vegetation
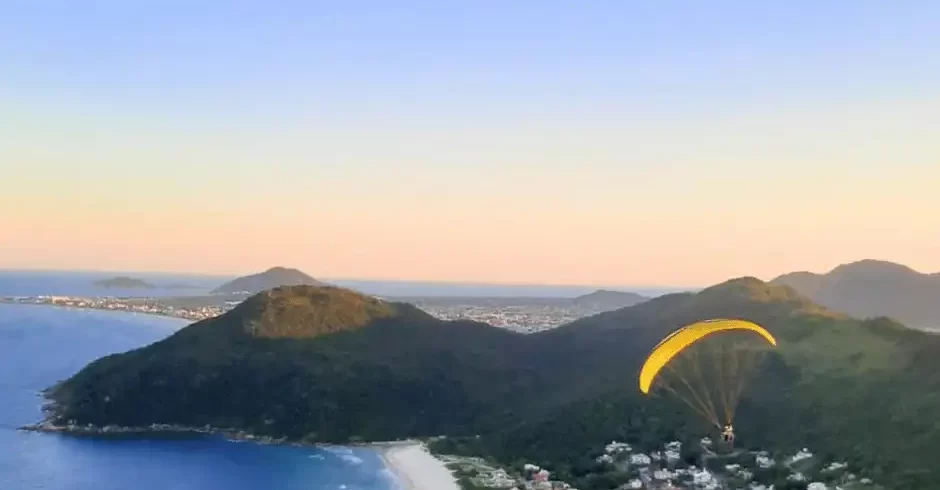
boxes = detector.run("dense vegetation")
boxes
[47,280,940,489]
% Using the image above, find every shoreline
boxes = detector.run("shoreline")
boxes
[19,421,412,449]
[378,442,461,490]
[21,422,457,490]
[0,299,206,323]
[13,300,461,490]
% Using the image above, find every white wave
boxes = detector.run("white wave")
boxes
[378,468,403,490]
[340,454,364,465]
[380,444,459,490]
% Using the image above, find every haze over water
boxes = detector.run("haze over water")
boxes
[0,270,684,298]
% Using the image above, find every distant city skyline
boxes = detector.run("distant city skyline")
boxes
[3,2,939,285]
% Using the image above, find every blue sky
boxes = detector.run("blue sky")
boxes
[2,1,939,284]
[5,2,937,121]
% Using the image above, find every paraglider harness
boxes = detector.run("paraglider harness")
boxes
[721,424,735,444]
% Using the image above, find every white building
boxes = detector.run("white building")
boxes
[630,453,652,466]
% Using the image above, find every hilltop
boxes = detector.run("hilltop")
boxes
[40,278,940,489]
[43,285,532,441]
[771,259,940,328]
[232,285,399,338]
[210,267,325,294]
[92,276,155,289]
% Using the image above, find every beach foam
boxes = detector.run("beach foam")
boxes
[381,444,459,490]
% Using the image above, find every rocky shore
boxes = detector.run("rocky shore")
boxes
[19,419,421,450]
[18,420,297,444]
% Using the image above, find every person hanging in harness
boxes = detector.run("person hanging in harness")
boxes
[721,424,735,444]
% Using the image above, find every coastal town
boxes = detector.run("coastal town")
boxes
[0,295,233,322]
[435,438,881,490]
[408,303,586,332]
[0,294,595,332]
[21,413,882,490]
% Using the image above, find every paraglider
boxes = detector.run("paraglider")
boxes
[638,319,777,442]
[721,424,735,444]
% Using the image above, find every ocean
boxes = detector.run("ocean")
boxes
[0,298,396,489]
[0,270,223,298]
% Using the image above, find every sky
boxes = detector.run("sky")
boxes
[2,1,939,287]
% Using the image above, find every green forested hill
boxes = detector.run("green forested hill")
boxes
[48,286,537,441]
[471,278,940,488]
[45,280,940,488]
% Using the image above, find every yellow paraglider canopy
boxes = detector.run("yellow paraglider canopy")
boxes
[639,319,776,394]
[638,319,777,429]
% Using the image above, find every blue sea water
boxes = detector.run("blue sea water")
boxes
[0,303,397,490]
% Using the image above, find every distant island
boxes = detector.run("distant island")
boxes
[211,267,324,294]
[772,259,940,328]
[91,276,155,289]
[35,278,940,489]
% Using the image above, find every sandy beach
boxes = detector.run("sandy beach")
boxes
[379,442,460,490]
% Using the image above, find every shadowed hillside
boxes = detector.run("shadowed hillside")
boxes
[43,279,940,489]
[470,278,940,488]
[46,285,536,441]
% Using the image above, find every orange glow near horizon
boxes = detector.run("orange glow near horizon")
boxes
[4,156,939,287]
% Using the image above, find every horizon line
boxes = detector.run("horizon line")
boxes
[0,266,701,292]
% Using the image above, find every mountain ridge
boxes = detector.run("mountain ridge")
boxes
[40,276,940,489]
[771,259,940,327]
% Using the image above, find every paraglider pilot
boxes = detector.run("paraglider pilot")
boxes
[721,424,735,443]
